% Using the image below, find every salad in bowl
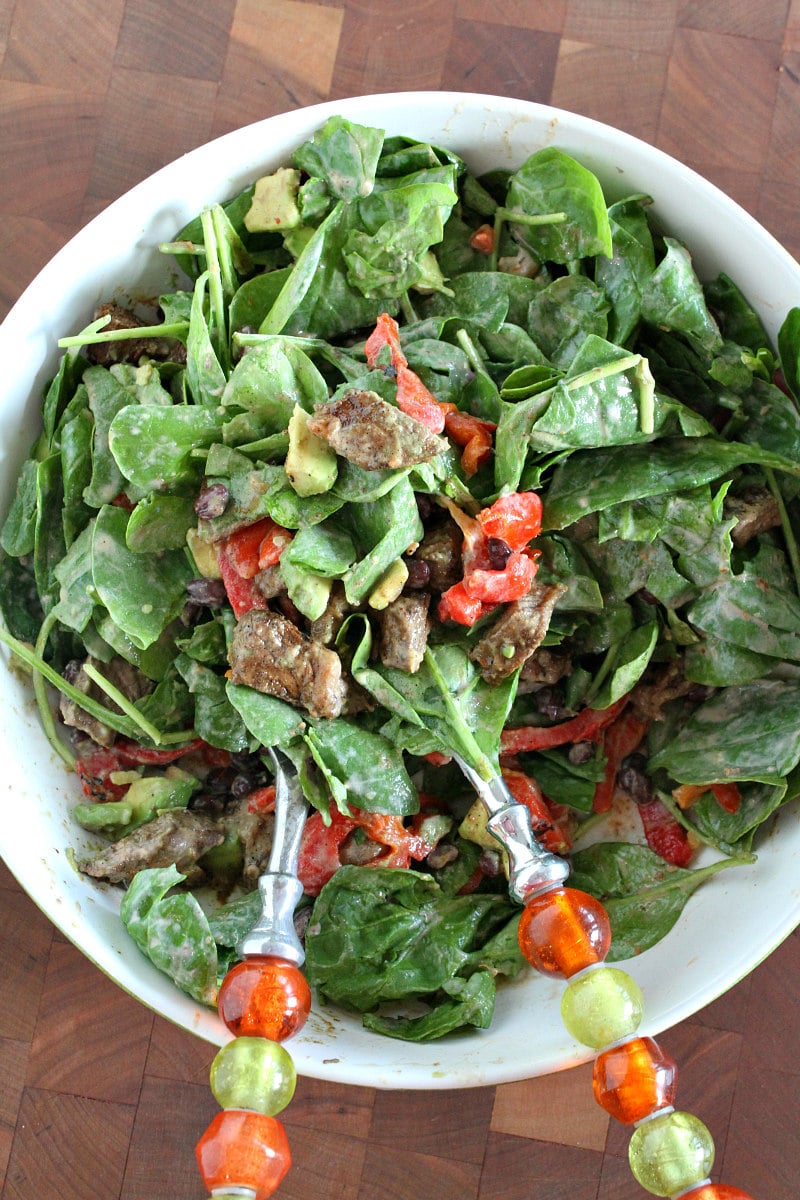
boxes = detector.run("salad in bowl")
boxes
[1,93,800,1088]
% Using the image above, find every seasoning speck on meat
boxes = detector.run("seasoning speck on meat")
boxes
[228,609,346,719]
[470,581,568,685]
[307,388,448,470]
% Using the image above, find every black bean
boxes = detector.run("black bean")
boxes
[617,757,654,806]
[568,740,595,765]
[405,558,431,589]
[487,536,512,569]
[186,577,227,608]
[415,493,435,521]
[194,482,230,519]
[230,773,255,799]
[479,848,502,877]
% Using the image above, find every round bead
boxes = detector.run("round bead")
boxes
[628,1110,715,1197]
[217,955,312,1042]
[210,1036,297,1116]
[518,886,612,978]
[593,1036,678,1124]
[196,1109,290,1200]
[677,1188,754,1200]
[561,966,644,1049]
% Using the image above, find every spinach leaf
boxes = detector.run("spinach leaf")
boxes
[109,404,225,494]
[595,196,656,345]
[687,571,800,661]
[641,238,722,352]
[343,475,422,604]
[569,842,742,961]
[505,147,613,263]
[304,719,418,816]
[1,457,39,556]
[649,677,800,785]
[362,971,497,1041]
[175,653,251,752]
[226,680,307,747]
[119,865,218,1004]
[293,115,384,200]
[305,865,520,1011]
[589,620,659,709]
[221,338,328,421]
[777,306,800,401]
[91,505,191,649]
[527,275,610,369]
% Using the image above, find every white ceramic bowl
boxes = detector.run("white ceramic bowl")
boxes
[2,92,799,1089]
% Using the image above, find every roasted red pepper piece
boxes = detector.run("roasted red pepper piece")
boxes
[477,491,543,549]
[437,580,494,626]
[296,806,438,895]
[114,736,206,766]
[637,796,694,867]
[246,785,277,814]
[395,364,446,433]
[502,768,571,855]
[500,696,629,756]
[592,711,649,814]
[462,548,538,603]
[365,311,407,371]
[672,781,742,815]
[469,223,495,254]
[215,540,270,619]
[75,749,129,803]
[440,404,496,475]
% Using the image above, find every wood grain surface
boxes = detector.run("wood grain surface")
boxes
[2,2,800,1198]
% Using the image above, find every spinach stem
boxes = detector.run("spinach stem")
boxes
[201,208,228,371]
[58,322,189,348]
[455,327,490,377]
[423,648,495,782]
[765,467,800,596]
[32,612,76,768]
[82,663,167,746]
[399,292,418,324]
[490,207,567,270]
[583,640,620,707]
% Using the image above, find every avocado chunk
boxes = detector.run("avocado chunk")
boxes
[285,404,338,497]
[244,167,302,233]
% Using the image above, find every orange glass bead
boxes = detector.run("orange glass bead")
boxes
[196,1109,290,1200]
[678,1188,754,1200]
[593,1036,678,1124]
[217,955,312,1042]
[518,886,612,977]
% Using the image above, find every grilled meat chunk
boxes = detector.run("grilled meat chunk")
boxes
[629,660,699,723]
[518,648,573,692]
[378,592,431,673]
[724,485,782,546]
[410,518,463,594]
[86,302,187,366]
[307,389,448,470]
[470,581,568,685]
[224,797,275,888]
[79,809,223,886]
[228,609,346,719]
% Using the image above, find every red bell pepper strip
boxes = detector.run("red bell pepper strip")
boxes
[437,580,495,626]
[296,807,439,895]
[502,768,571,855]
[115,736,206,767]
[592,711,649,814]
[672,781,742,815]
[365,311,407,371]
[500,695,629,756]
[246,785,277,814]
[637,796,694,867]
[462,549,538,603]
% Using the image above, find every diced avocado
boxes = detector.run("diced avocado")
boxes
[244,167,303,233]
[73,773,199,838]
[458,798,509,877]
[367,559,409,610]
[187,528,222,579]
[285,404,338,497]
[280,554,332,621]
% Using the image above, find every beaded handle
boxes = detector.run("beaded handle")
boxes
[194,762,756,1200]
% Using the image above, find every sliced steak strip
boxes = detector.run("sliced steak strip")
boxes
[378,592,431,673]
[307,389,448,469]
[228,608,346,719]
[78,809,223,886]
[470,581,568,686]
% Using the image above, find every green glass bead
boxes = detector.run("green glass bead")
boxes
[560,966,645,1049]
[628,1110,715,1197]
[210,1036,297,1116]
